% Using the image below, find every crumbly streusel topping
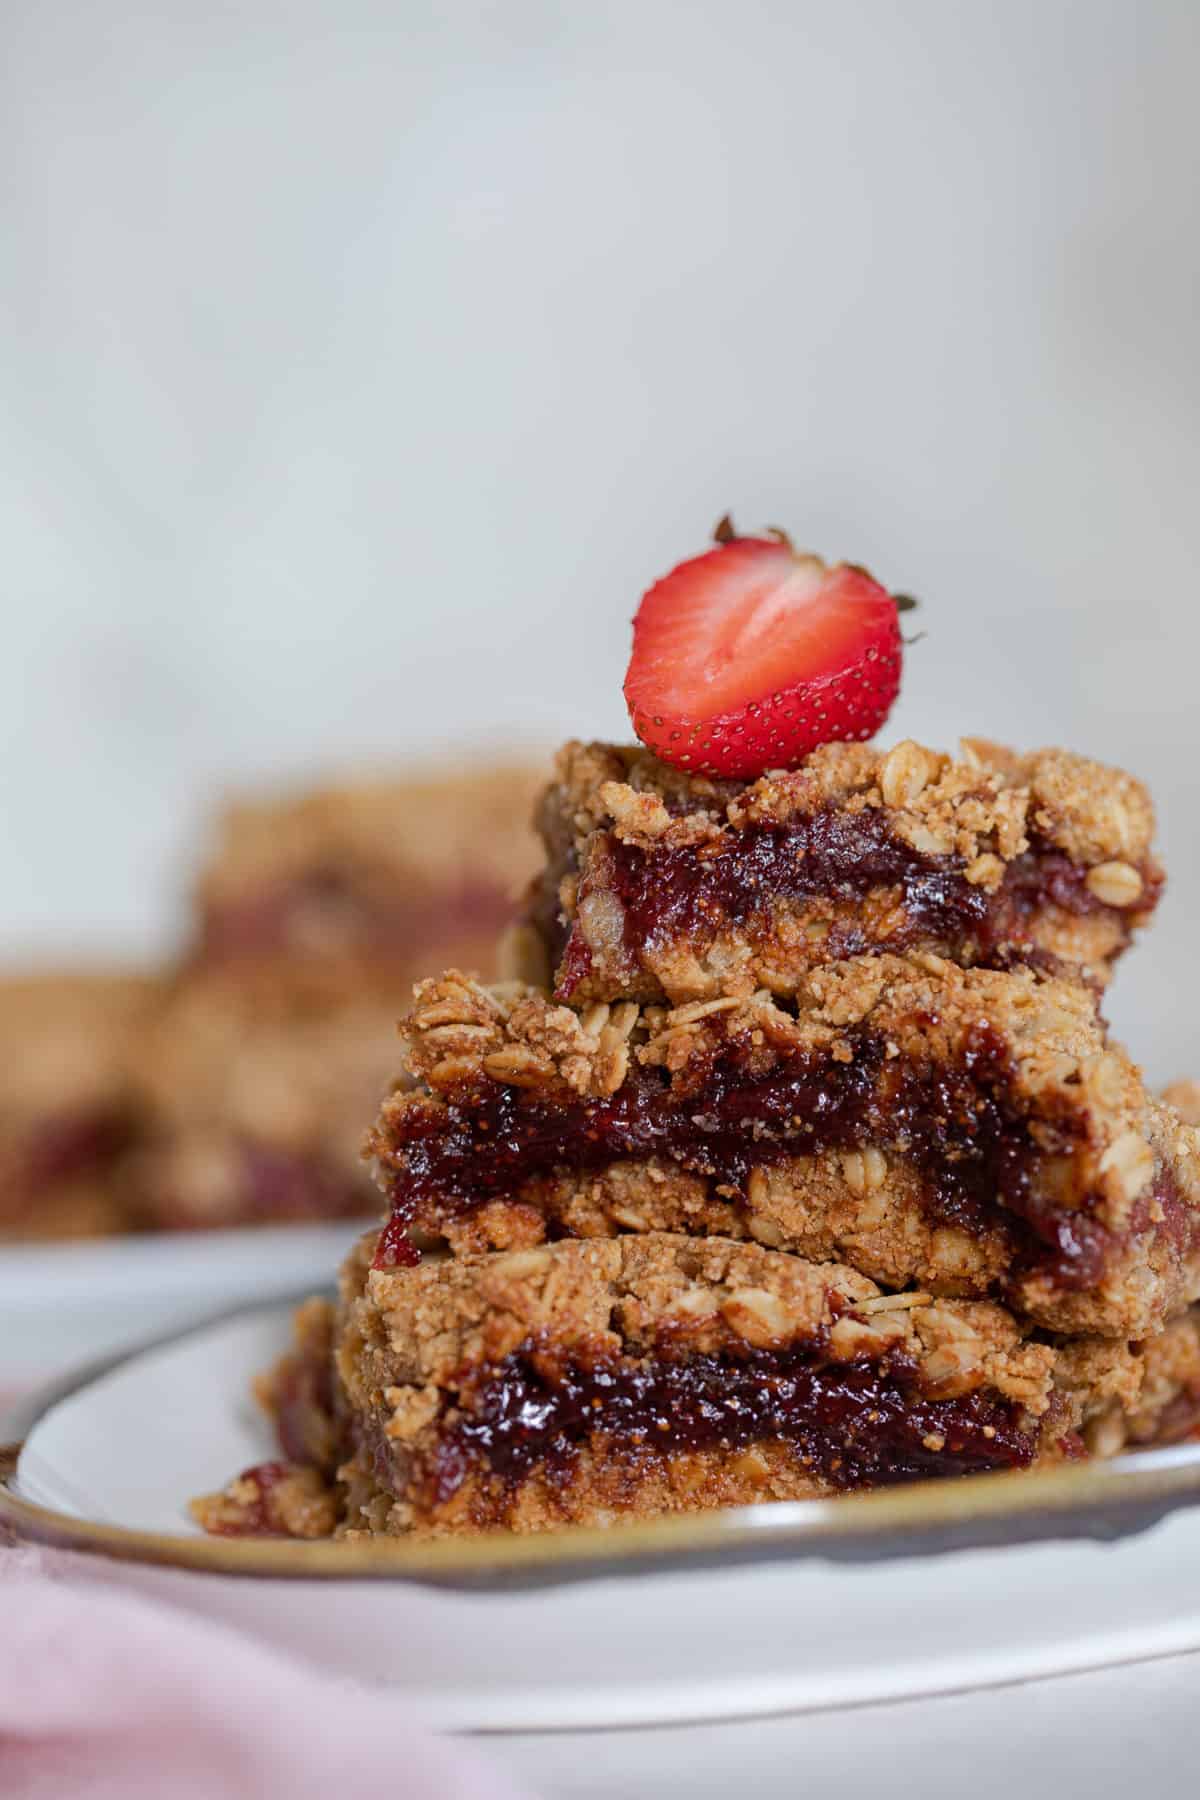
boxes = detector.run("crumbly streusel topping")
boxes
[543,737,1158,881]
[345,1229,1084,1425]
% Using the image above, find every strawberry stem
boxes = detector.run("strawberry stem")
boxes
[713,515,799,555]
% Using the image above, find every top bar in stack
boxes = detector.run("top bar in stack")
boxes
[521,738,1161,1005]
[369,956,1200,1340]
[195,765,542,977]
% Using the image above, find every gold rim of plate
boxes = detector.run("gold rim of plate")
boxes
[5,1311,1200,1588]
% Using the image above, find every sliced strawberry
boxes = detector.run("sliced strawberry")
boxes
[623,520,907,778]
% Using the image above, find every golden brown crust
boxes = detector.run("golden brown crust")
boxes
[344,1233,1060,1404]
[528,739,1161,1004]
[393,956,1117,1105]
[326,1437,831,1534]
[370,962,1200,1337]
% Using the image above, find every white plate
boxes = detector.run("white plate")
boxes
[8,1303,1200,1733]
[0,1224,363,1393]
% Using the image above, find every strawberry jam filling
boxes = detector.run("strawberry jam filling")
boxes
[549,815,1160,998]
[394,1337,1035,1505]
[375,1023,1129,1289]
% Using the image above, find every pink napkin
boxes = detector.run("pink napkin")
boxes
[0,1546,535,1800]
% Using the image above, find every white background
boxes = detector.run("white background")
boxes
[1,0,1196,1078]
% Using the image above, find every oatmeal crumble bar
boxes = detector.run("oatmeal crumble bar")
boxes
[518,739,1162,1006]
[129,963,402,1229]
[193,1230,1146,1539]
[0,970,159,1239]
[195,764,542,975]
[368,960,1200,1338]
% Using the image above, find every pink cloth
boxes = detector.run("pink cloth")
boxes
[0,1546,535,1800]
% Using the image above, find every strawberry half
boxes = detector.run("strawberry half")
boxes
[623,519,909,779]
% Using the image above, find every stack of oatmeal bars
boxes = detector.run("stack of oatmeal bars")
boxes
[196,737,1200,1540]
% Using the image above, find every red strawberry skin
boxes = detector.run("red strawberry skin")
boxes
[623,529,903,779]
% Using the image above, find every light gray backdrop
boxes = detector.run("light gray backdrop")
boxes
[1,0,1196,1078]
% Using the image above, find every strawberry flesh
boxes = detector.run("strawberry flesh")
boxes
[624,531,903,778]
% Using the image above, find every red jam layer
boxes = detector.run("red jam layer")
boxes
[416,1337,1035,1505]
[375,1023,1116,1287]
[553,815,1159,997]
[201,873,516,963]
